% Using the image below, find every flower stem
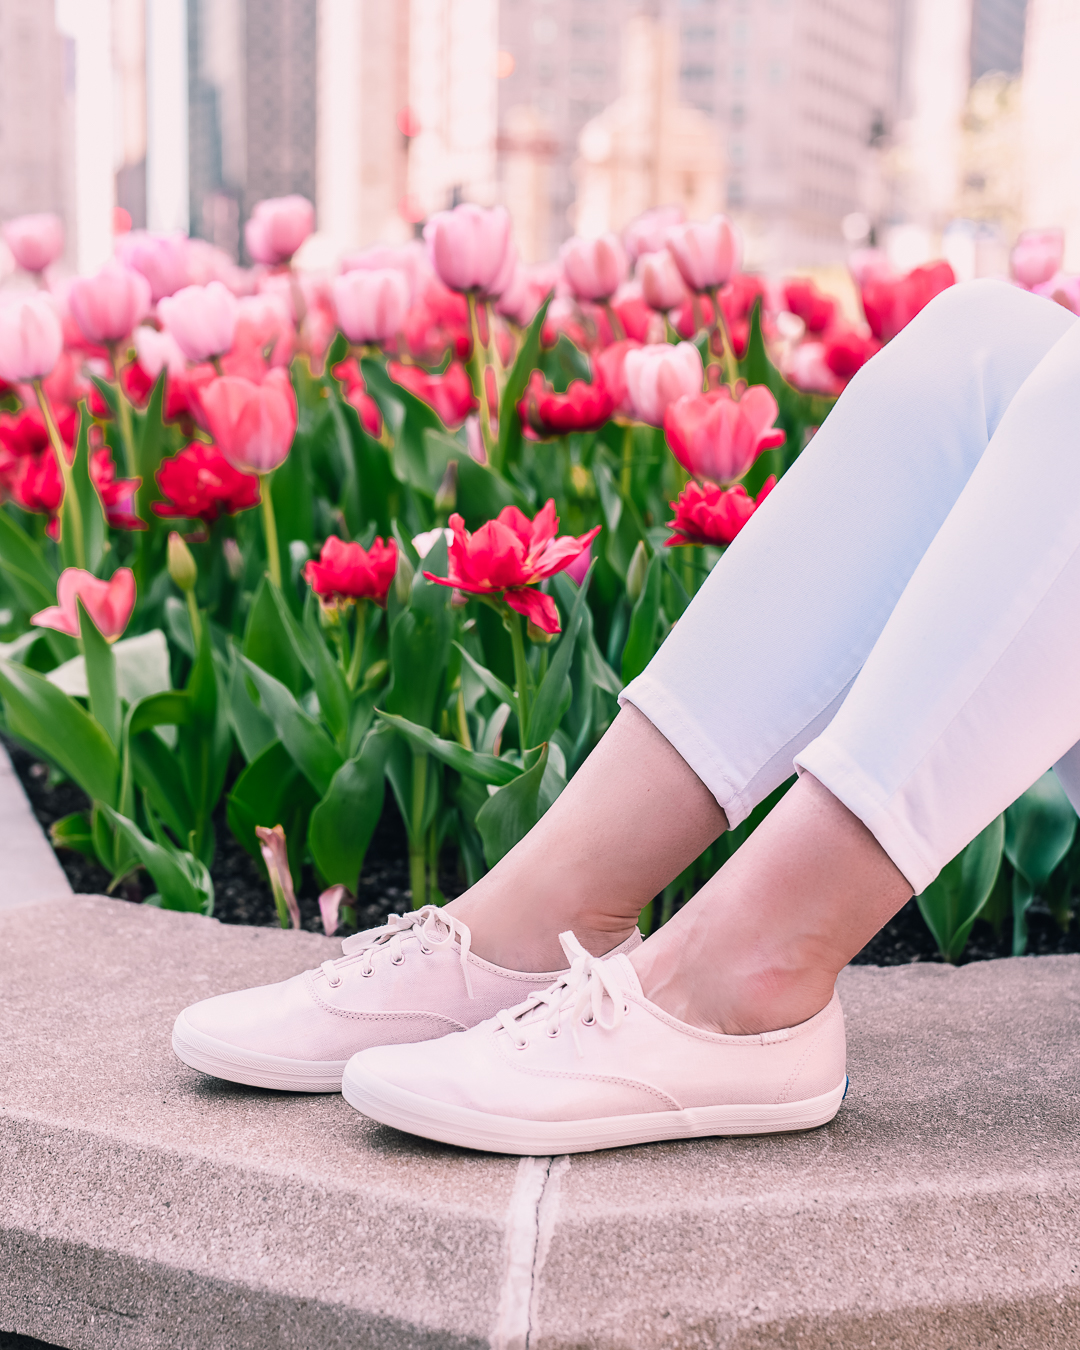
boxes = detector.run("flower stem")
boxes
[107,343,139,478]
[260,476,282,588]
[620,422,634,497]
[409,751,428,909]
[466,291,496,464]
[346,601,367,689]
[603,300,626,342]
[505,607,531,748]
[33,379,84,569]
[186,591,203,648]
[706,288,740,390]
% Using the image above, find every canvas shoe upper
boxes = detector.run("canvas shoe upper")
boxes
[342,932,848,1153]
[172,907,642,1092]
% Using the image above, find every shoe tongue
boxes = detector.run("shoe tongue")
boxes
[599,953,643,998]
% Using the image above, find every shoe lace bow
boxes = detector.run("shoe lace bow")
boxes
[495,931,626,1055]
[320,905,475,996]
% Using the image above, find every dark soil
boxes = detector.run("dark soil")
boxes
[7,735,1080,963]
[5,736,466,935]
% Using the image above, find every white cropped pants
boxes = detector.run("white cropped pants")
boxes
[623,280,1080,894]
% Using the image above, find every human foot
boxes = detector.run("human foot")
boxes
[342,933,847,1154]
[172,907,641,1092]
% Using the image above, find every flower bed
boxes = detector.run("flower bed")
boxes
[1,200,1077,961]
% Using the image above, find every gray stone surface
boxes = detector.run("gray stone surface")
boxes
[0,893,1078,1349]
[0,745,71,909]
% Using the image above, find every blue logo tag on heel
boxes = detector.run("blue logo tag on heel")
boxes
[841,1075,850,1101]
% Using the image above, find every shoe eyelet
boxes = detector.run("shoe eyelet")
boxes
[328,977,342,990]
[419,945,432,956]
[623,1003,630,1016]
[581,1014,596,1027]
[361,967,375,978]
[546,1027,560,1038]
[515,1039,530,1051]
[391,954,405,966]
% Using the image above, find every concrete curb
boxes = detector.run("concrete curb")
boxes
[0,743,72,910]
[2,894,1079,1348]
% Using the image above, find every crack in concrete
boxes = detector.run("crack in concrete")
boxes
[490,1154,570,1350]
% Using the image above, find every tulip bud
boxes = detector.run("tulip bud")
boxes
[434,459,458,516]
[223,536,244,580]
[318,883,352,937]
[361,658,389,692]
[167,531,198,593]
[626,541,649,603]
[527,620,556,645]
[394,551,415,605]
[255,824,301,929]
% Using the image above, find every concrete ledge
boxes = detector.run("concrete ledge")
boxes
[0,744,71,910]
[1,894,1079,1349]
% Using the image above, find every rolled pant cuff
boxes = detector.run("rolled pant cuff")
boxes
[619,675,751,828]
[793,736,936,895]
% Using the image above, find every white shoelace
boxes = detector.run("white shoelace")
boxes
[319,905,475,997]
[496,932,626,1056]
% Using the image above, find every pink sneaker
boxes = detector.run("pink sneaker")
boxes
[172,908,641,1092]
[342,933,848,1153]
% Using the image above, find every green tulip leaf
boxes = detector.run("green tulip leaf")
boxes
[308,733,388,889]
[375,710,523,785]
[475,743,549,867]
[916,814,1004,962]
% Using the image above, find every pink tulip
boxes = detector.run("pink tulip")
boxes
[200,366,297,474]
[69,261,152,345]
[255,824,301,929]
[244,195,315,266]
[663,385,786,484]
[31,567,136,642]
[133,325,187,379]
[1011,228,1065,290]
[560,233,629,302]
[623,341,704,425]
[332,268,410,344]
[235,292,294,367]
[158,281,239,362]
[496,261,559,327]
[2,214,64,273]
[666,215,741,292]
[623,206,685,262]
[0,295,63,382]
[423,203,514,295]
[114,230,190,301]
[638,250,689,311]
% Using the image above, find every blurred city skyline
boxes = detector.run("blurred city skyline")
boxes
[3,0,1076,282]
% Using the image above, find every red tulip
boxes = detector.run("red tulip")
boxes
[244,195,315,266]
[89,448,146,531]
[424,501,601,634]
[623,206,685,262]
[784,341,843,397]
[639,250,689,311]
[5,451,62,528]
[666,216,741,292]
[670,291,715,339]
[31,566,136,641]
[199,367,297,474]
[0,295,63,382]
[332,268,410,344]
[423,203,515,296]
[153,442,261,524]
[69,261,152,345]
[331,359,383,438]
[860,261,954,343]
[114,230,190,301]
[824,328,879,380]
[610,292,665,344]
[665,476,776,548]
[2,213,64,273]
[664,384,784,485]
[388,359,476,428]
[517,370,614,438]
[624,341,703,426]
[783,279,836,334]
[560,233,629,302]
[1011,228,1064,290]
[158,281,239,362]
[0,406,74,460]
[303,535,398,609]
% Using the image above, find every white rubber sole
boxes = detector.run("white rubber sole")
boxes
[172,1010,346,1092]
[341,1062,850,1154]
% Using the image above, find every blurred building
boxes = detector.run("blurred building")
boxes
[1021,0,1080,271]
[570,17,722,243]
[970,0,1028,79]
[0,1,72,249]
